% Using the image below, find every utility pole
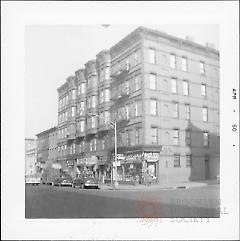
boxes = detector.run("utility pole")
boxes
[87,112,119,188]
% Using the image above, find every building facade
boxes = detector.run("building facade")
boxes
[36,126,58,172]
[56,26,220,183]
[25,138,37,176]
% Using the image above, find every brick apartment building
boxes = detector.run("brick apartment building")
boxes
[56,26,220,183]
[36,126,58,173]
[25,138,37,177]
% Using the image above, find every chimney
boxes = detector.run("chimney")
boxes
[185,36,195,42]
[205,42,215,49]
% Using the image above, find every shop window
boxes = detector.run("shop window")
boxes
[186,155,192,167]
[174,154,181,167]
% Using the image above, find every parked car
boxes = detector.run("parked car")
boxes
[72,176,99,189]
[83,176,99,189]
[72,178,84,189]
[60,177,73,187]
[51,178,62,186]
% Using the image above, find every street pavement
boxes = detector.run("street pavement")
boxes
[25,183,220,218]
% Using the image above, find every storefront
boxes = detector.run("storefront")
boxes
[76,156,98,178]
[115,152,160,183]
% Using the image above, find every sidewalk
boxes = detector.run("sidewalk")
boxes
[99,179,218,191]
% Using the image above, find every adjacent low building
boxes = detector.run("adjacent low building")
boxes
[36,126,58,173]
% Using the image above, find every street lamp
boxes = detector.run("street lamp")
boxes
[86,112,118,188]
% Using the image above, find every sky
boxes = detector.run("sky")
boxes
[25,24,219,138]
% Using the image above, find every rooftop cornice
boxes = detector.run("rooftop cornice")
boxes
[36,126,58,137]
[110,26,219,58]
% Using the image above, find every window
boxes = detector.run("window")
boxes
[134,76,141,91]
[93,138,97,151]
[151,127,158,144]
[105,89,110,102]
[66,95,68,105]
[92,116,97,128]
[171,78,177,94]
[71,107,75,117]
[72,89,76,100]
[81,83,86,94]
[134,50,140,66]
[173,102,179,118]
[105,111,110,124]
[125,105,129,119]
[200,61,205,75]
[125,81,130,94]
[79,101,85,115]
[201,84,207,97]
[203,131,209,147]
[100,90,104,103]
[174,154,181,167]
[135,102,139,117]
[126,130,131,146]
[202,107,208,122]
[185,104,190,120]
[135,128,141,145]
[173,129,180,145]
[89,140,93,152]
[77,85,81,95]
[92,96,97,108]
[149,73,157,90]
[186,155,192,167]
[149,48,156,64]
[105,67,110,80]
[80,120,85,132]
[150,99,157,115]
[102,139,105,150]
[170,54,176,69]
[182,56,188,71]
[183,80,189,96]
[185,130,191,146]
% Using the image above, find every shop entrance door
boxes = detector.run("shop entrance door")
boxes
[205,157,209,180]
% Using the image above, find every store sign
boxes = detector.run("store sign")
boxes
[125,154,142,162]
[144,153,159,162]
[66,160,74,166]
[85,156,98,166]
[52,163,61,169]
[77,158,85,165]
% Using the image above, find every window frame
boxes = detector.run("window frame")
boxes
[149,48,156,64]
[149,73,157,90]
[174,154,181,167]
[173,129,180,145]
[170,53,176,69]
[151,127,158,144]
[150,99,157,115]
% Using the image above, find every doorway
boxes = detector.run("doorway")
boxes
[205,156,209,180]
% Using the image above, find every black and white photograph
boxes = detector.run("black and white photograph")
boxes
[2,1,239,240]
[25,24,220,219]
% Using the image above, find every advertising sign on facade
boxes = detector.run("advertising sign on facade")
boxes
[144,152,159,162]
[66,160,74,167]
